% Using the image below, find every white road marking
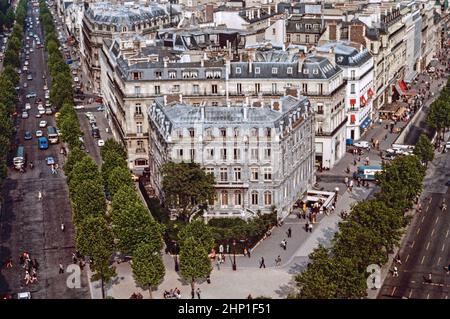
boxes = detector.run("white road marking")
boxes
[421,256,425,264]
[446,230,449,238]
[435,217,439,224]
[438,257,442,264]
[391,287,397,296]
[408,289,413,298]
[426,242,430,250]
[427,293,430,299]
[417,228,421,235]
[426,206,430,212]
[442,244,446,252]
[446,295,448,300]
[405,254,410,263]
[411,241,415,248]
[431,228,435,236]
[422,216,425,223]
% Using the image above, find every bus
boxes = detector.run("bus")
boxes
[353,165,383,181]
[38,137,49,150]
[47,126,59,144]
[13,146,26,170]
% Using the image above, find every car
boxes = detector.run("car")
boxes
[85,112,94,119]
[353,141,371,149]
[24,60,29,66]
[39,120,47,128]
[37,105,45,114]
[89,117,96,124]
[35,113,42,118]
[74,105,85,110]
[97,139,105,147]
[25,103,31,110]
[45,108,52,115]
[43,84,48,90]
[24,131,32,140]
[35,130,43,137]
[17,292,31,299]
[382,153,396,161]
[26,92,37,98]
[23,82,28,88]
[46,156,55,165]
[45,101,51,107]
[27,74,33,81]
[21,111,29,119]
[23,65,28,71]
[17,69,21,74]
[74,76,79,82]
[25,55,29,60]
[78,136,84,144]
[96,105,105,111]
[446,142,450,150]
[45,93,50,100]
[30,48,34,53]
[92,128,100,138]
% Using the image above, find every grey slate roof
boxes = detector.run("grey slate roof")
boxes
[316,42,372,67]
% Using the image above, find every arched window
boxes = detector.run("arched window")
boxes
[251,191,259,206]
[264,191,272,206]
[122,26,127,32]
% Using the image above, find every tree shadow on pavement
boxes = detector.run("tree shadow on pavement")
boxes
[316,226,338,247]
[274,279,297,298]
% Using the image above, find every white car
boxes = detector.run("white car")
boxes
[23,65,28,71]
[97,139,105,147]
[35,130,43,137]
[25,103,31,110]
[85,112,94,119]
[445,142,450,150]
[38,105,45,114]
[39,120,47,128]
[43,84,48,90]
[24,61,29,66]
[353,141,370,149]
[30,48,34,52]
[74,77,79,82]
[74,105,85,110]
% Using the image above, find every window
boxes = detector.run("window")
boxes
[272,67,278,74]
[317,104,324,114]
[220,148,227,160]
[251,128,259,137]
[296,35,301,42]
[306,24,312,30]
[212,101,218,107]
[251,148,259,160]
[173,85,180,92]
[237,83,242,94]
[286,34,291,42]
[302,83,308,93]
[255,83,261,94]
[233,167,241,181]
[154,86,160,94]
[168,71,176,79]
[205,167,214,176]
[188,128,195,138]
[303,68,309,74]
[135,104,142,114]
[351,70,355,80]
[189,149,195,161]
[234,128,240,137]
[193,84,199,94]
[251,191,259,205]
[266,128,271,137]
[177,149,184,159]
[233,148,240,160]
[251,168,259,181]
[351,84,355,94]
[220,168,228,181]
[318,83,323,95]
[272,28,276,35]
[264,191,272,206]
[221,191,228,206]
[264,148,271,160]
[287,67,293,74]
[305,35,310,43]
[155,71,162,78]
[137,140,144,149]
[236,67,241,74]
[207,148,214,160]
[271,83,277,94]
[255,67,260,74]
[263,167,272,181]
[313,68,319,74]
[134,86,141,94]
[132,72,141,80]
[136,122,143,134]
[235,192,242,206]
[212,84,218,94]
[220,128,227,137]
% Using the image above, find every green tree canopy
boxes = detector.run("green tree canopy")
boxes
[413,134,435,165]
[179,236,212,292]
[71,179,106,225]
[107,166,134,198]
[64,146,87,175]
[68,156,102,191]
[178,220,214,253]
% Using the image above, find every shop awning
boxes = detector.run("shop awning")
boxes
[360,117,372,129]
[360,95,367,106]
[395,80,409,96]
[368,88,374,98]
[350,114,356,123]
[394,106,407,118]
[350,98,356,106]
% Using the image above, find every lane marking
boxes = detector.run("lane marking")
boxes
[421,256,425,264]
[405,254,410,263]
[417,228,421,235]
[431,228,435,236]
[438,257,442,265]
[427,293,430,299]
[408,289,413,299]
[421,216,425,223]
[435,217,439,224]
[446,230,449,238]
[391,286,397,296]
[426,242,430,250]
[426,206,430,212]
[411,241,415,248]
[446,296,448,300]
[442,244,446,252]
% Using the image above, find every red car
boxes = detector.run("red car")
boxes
[95,97,103,103]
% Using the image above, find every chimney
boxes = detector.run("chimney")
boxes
[297,52,305,73]
[163,95,167,106]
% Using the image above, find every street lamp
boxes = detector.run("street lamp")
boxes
[232,240,237,271]
[334,187,339,204]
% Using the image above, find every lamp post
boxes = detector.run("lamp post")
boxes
[232,240,237,271]
[334,187,339,204]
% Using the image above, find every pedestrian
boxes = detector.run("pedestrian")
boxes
[6,258,13,268]
[38,191,42,200]
[191,289,195,299]
[219,244,224,255]
[259,257,266,269]
[196,288,201,299]
[59,263,64,274]
[287,227,292,238]
[349,180,353,192]
[308,223,313,232]
[206,275,211,284]
[275,255,281,266]
[216,258,220,271]
[243,248,248,257]
[393,266,399,277]
[344,176,349,186]
[24,271,31,285]
[281,239,287,250]
[305,221,310,232]
[247,247,251,258]
[61,223,65,231]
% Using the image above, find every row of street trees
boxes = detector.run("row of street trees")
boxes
[295,155,426,298]
[0,0,29,192]
[427,78,450,141]
[0,0,16,31]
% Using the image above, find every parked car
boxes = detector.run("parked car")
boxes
[382,153,397,161]
[45,108,52,115]
[46,156,55,165]
[97,139,105,147]
[39,120,47,128]
[74,105,85,109]
[25,103,31,110]
[27,74,33,80]
[21,111,29,119]
[24,131,32,140]
[96,105,105,111]
[85,112,94,119]
[26,92,37,98]
[446,142,450,150]
[35,130,43,137]
[353,141,371,149]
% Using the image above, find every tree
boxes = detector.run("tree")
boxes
[76,216,116,299]
[178,220,214,253]
[179,236,212,293]
[64,146,87,175]
[68,156,102,191]
[50,73,73,108]
[71,179,106,225]
[0,76,18,111]
[4,7,14,28]
[111,193,164,255]
[107,166,134,198]
[101,138,127,161]
[413,134,435,166]
[162,162,215,222]
[131,243,165,299]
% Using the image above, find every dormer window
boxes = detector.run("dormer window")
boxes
[236,67,242,74]
[303,68,309,74]
[255,67,260,74]
[313,69,319,75]
[132,72,142,80]
[287,67,293,74]
[272,67,278,74]
[168,71,176,79]
[155,71,162,79]
[296,23,300,30]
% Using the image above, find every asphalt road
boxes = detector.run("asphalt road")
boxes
[0,6,89,298]
[379,145,450,299]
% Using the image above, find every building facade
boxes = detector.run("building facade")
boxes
[147,96,315,220]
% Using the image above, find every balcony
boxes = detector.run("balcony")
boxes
[134,112,144,119]
[135,148,147,154]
